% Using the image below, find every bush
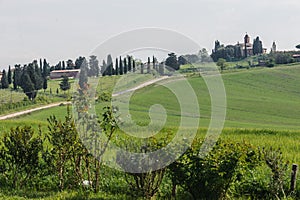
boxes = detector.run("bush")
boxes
[168,140,261,200]
[0,126,43,189]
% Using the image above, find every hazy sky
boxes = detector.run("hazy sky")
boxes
[1,0,300,69]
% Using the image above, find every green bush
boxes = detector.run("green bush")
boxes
[168,140,260,199]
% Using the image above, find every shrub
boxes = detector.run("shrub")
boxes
[168,140,260,200]
[0,126,43,189]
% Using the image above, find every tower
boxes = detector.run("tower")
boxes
[244,33,250,57]
[244,33,250,44]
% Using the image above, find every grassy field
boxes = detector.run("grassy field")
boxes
[1,65,299,156]
[3,64,300,130]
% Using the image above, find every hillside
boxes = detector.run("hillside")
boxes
[1,65,300,131]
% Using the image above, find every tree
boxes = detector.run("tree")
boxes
[79,62,88,90]
[1,70,9,89]
[152,56,156,70]
[60,76,71,93]
[42,59,50,78]
[115,58,119,75]
[296,44,300,49]
[7,66,12,85]
[106,54,113,76]
[119,57,123,75]
[141,63,144,74]
[66,59,75,70]
[165,53,180,70]
[20,71,36,100]
[217,58,227,72]
[133,60,136,73]
[253,36,263,55]
[13,64,22,90]
[214,40,221,52]
[0,126,43,189]
[178,56,187,65]
[158,63,164,75]
[123,57,128,74]
[147,57,151,73]
[62,61,66,70]
[198,48,210,62]
[33,61,43,91]
[101,60,107,76]
[43,78,48,93]
[75,56,87,70]
[89,55,99,77]
[128,56,132,72]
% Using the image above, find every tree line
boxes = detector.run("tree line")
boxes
[0,52,189,100]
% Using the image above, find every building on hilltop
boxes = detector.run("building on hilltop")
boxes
[212,33,268,61]
[237,33,267,57]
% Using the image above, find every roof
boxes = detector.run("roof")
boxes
[50,69,80,73]
[293,54,300,58]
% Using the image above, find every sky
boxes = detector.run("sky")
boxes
[0,0,300,70]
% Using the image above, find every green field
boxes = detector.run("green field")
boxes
[3,65,300,130]
[1,65,299,156]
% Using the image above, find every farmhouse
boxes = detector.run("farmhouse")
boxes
[50,69,80,79]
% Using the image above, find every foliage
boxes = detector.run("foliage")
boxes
[20,72,36,100]
[217,58,227,71]
[46,107,85,190]
[1,70,9,89]
[0,126,43,189]
[165,53,180,71]
[262,147,289,198]
[169,140,260,199]
[59,76,71,92]
[253,36,263,55]
[7,66,12,85]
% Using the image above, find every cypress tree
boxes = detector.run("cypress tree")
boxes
[133,60,136,73]
[13,69,17,90]
[20,71,35,100]
[33,61,43,90]
[101,60,107,76]
[119,56,123,75]
[124,57,128,74]
[42,59,49,78]
[115,58,119,75]
[1,70,9,89]
[60,76,71,92]
[159,63,164,75]
[13,64,22,90]
[89,55,99,77]
[39,59,43,71]
[7,65,12,85]
[79,61,88,89]
[128,56,132,72]
[141,63,144,74]
[43,78,48,92]
[107,54,113,76]
[62,61,66,70]
[147,57,151,73]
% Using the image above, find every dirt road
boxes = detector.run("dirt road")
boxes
[0,102,71,120]
[0,76,170,120]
